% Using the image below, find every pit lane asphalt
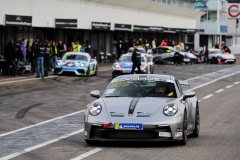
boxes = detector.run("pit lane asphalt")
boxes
[0,58,240,160]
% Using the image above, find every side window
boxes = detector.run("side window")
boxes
[175,80,183,96]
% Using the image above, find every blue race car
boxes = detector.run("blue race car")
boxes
[54,52,98,76]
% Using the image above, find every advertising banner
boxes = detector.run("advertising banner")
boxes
[92,22,111,30]
[149,26,163,32]
[195,0,208,9]
[133,25,149,32]
[5,15,32,26]
[115,24,131,31]
[55,19,77,28]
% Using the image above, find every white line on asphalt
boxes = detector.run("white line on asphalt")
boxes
[0,110,84,138]
[226,85,233,88]
[0,129,84,160]
[215,89,224,93]
[0,76,58,85]
[202,94,214,99]
[0,77,26,82]
[186,66,240,81]
[190,71,240,91]
[70,148,103,160]
[234,81,239,84]
[98,68,111,71]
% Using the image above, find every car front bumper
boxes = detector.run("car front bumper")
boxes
[84,116,184,142]
[54,66,88,75]
[112,67,147,76]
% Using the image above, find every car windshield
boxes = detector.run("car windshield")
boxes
[104,80,177,98]
[62,54,88,61]
[119,56,145,62]
[129,48,146,53]
[209,50,223,54]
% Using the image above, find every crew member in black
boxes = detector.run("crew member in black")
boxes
[214,42,219,49]
[224,47,231,54]
[31,40,38,75]
[131,46,141,74]
[4,39,17,77]
[44,41,51,77]
[15,41,22,75]
[204,45,209,64]
[36,41,45,78]
[174,52,182,66]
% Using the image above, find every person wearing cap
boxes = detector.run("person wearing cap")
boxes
[71,40,82,52]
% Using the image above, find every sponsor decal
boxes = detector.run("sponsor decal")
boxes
[115,123,143,130]
[92,22,111,30]
[111,81,131,88]
[128,97,141,116]
[159,132,172,137]
[115,24,132,31]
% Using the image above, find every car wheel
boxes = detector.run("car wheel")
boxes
[85,140,100,145]
[94,65,98,76]
[86,67,90,77]
[179,111,188,145]
[211,57,217,64]
[163,60,168,65]
[191,103,200,138]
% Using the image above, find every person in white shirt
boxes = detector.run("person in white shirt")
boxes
[152,38,156,49]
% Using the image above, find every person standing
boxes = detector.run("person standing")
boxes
[203,45,209,64]
[131,46,141,74]
[36,41,45,78]
[57,40,66,58]
[44,41,51,77]
[117,41,123,59]
[71,40,82,52]
[20,38,27,62]
[81,43,87,52]
[171,41,176,49]
[152,38,156,49]
[144,39,151,50]
[26,41,31,63]
[31,40,38,75]
[15,41,22,75]
[122,40,128,54]
[4,39,17,77]
[51,41,58,71]
[161,39,167,46]
[214,42,219,49]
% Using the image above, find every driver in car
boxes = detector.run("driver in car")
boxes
[155,83,166,94]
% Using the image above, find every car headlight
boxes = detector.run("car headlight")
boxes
[80,63,87,67]
[114,64,119,68]
[163,103,178,116]
[89,103,102,116]
[56,62,61,66]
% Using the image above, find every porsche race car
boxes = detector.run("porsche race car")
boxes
[194,49,237,64]
[84,74,200,145]
[54,52,98,76]
[112,53,154,78]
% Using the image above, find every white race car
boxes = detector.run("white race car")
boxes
[195,49,237,64]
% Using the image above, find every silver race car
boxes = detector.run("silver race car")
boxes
[84,74,200,145]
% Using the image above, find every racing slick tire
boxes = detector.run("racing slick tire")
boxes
[85,140,100,145]
[191,103,200,138]
[86,67,90,77]
[179,111,188,145]
[94,65,98,76]
[211,57,218,64]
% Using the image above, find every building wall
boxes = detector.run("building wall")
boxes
[0,0,197,29]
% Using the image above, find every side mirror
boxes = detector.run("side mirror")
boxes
[183,90,195,101]
[90,90,100,99]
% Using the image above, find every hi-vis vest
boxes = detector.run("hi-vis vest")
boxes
[72,44,82,52]
[50,46,57,56]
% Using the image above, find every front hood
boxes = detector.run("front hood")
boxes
[59,60,88,66]
[102,97,175,118]
[220,54,235,59]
